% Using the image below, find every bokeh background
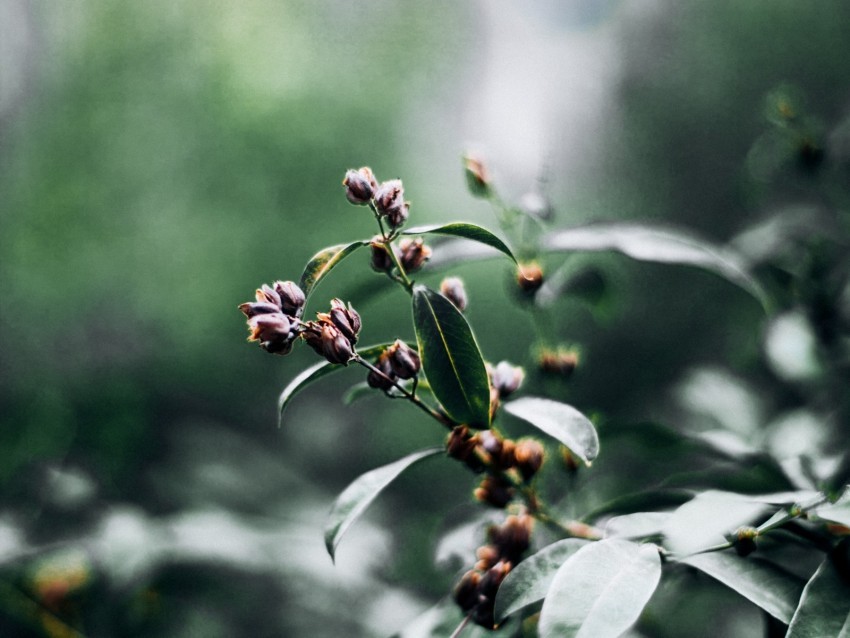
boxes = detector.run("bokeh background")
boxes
[1,1,849,636]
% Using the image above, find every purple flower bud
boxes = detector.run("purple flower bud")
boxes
[369,238,395,273]
[367,351,396,390]
[247,312,298,355]
[273,281,305,316]
[398,238,431,273]
[238,301,282,318]
[439,277,468,312]
[490,361,525,398]
[328,298,361,345]
[373,179,404,216]
[320,323,353,365]
[255,284,282,309]
[385,202,410,230]
[387,339,420,379]
[343,167,378,205]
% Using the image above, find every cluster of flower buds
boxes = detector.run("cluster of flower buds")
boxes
[302,298,361,365]
[440,277,468,312]
[537,346,579,378]
[343,167,410,230]
[239,281,306,355]
[366,339,421,390]
[453,513,534,628]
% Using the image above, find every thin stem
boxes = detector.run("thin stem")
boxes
[449,614,472,638]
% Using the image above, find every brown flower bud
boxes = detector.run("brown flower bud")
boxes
[478,430,503,458]
[328,298,361,345]
[477,560,511,599]
[343,167,378,205]
[398,237,432,273]
[514,438,545,481]
[274,281,305,316]
[367,350,396,390]
[385,202,410,230]
[453,570,481,611]
[516,262,544,295]
[489,514,533,564]
[387,339,420,379]
[374,179,405,218]
[490,361,525,398]
[255,284,282,308]
[369,238,395,273]
[475,544,500,571]
[247,313,297,355]
[538,348,579,378]
[474,475,514,509]
[238,301,282,318]
[440,277,468,312]
[463,153,491,198]
[303,321,353,365]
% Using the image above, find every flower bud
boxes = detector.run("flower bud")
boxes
[516,262,544,295]
[274,281,306,316]
[514,439,545,481]
[538,348,579,378]
[398,237,431,273]
[440,277,468,312]
[303,321,353,365]
[238,301,282,318]
[490,361,524,398]
[328,298,361,345]
[387,339,420,379]
[475,544,500,571]
[255,284,282,308]
[477,430,503,458]
[385,202,410,230]
[489,514,533,564]
[367,350,396,390]
[343,167,378,205]
[734,526,759,557]
[374,179,405,217]
[369,238,395,273]
[247,313,297,355]
[474,475,514,509]
[477,560,511,599]
[463,153,491,198]
[453,570,481,611]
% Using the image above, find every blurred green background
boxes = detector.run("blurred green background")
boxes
[1,1,848,636]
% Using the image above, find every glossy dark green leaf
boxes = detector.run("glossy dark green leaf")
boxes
[502,397,599,465]
[542,223,769,310]
[277,343,392,426]
[681,552,805,623]
[495,539,589,622]
[299,240,368,301]
[403,222,516,264]
[787,542,850,637]
[539,539,661,638]
[411,286,490,427]
[324,447,443,561]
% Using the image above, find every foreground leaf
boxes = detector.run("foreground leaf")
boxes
[538,539,661,638]
[605,512,672,540]
[495,539,589,622]
[542,223,769,310]
[278,343,393,425]
[403,222,516,264]
[787,542,850,637]
[681,552,805,623]
[412,286,490,426]
[324,447,443,561]
[503,397,599,465]
[299,240,368,301]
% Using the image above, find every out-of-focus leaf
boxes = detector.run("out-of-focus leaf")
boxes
[503,397,599,465]
[278,343,392,426]
[584,489,695,522]
[787,541,850,637]
[538,539,661,638]
[341,382,373,405]
[394,597,517,638]
[402,222,516,264]
[495,538,589,622]
[542,223,769,310]
[812,486,850,527]
[324,447,443,561]
[764,311,823,382]
[605,512,672,540]
[412,286,490,427]
[299,240,368,301]
[681,552,805,623]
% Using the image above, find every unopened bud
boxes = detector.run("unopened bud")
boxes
[490,361,524,398]
[247,313,297,355]
[538,348,579,378]
[255,284,282,309]
[238,301,282,318]
[478,560,511,598]
[478,430,503,458]
[489,514,533,563]
[386,202,410,230]
[343,167,378,205]
[516,262,544,295]
[453,570,481,611]
[303,321,353,365]
[475,544,500,571]
[399,237,431,273]
[440,277,468,312]
[374,179,405,217]
[474,476,514,509]
[734,526,759,557]
[514,439,545,481]
[463,153,491,198]
[369,238,395,273]
[328,298,361,345]
[367,350,396,390]
[274,281,306,316]
[387,339,420,379]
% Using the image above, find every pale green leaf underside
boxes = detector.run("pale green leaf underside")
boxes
[503,397,599,465]
[787,548,850,638]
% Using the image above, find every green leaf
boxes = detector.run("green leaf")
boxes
[681,552,805,623]
[495,539,589,622]
[324,447,443,562]
[341,382,373,405]
[403,222,516,264]
[605,512,672,540]
[812,486,850,528]
[538,539,661,638]
[299,240,368,301]
[411,286,491,427]
[542,223,769,310]
[277,343,392,426]
[787,542,850,637]
[502,397,599,465]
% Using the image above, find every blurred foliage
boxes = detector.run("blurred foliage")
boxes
[0,0,849,636]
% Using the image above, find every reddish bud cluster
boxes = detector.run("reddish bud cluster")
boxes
[344,167,411,230]
[239,281,306,355]
[366,340,420,390]
[453,513,534,628]
[303,299,361,365]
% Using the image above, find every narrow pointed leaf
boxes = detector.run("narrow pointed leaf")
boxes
[502,397,599,465]
[539,539,661,638]
[495,539,589,622]
[787,543,850,637]
[299,240,368,300]
[403,222,516,264]
[277,343,393,426]
[542,223,769,310]
[681,552,805,623]
[325,447,443,561]
[412,286,490,427]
